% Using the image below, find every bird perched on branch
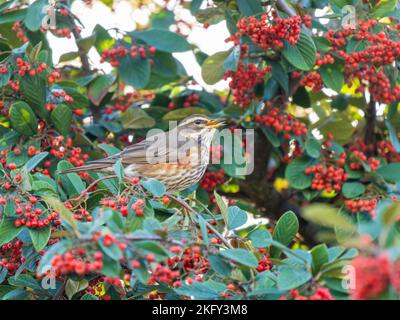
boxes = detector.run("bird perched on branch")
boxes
[60,114,225,191]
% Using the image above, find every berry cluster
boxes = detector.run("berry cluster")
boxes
[168,93,200,110]
[351,255,390,300]
[224,62,270,108]
[345,198,377,217]
[232,12,302,50]
[348,150,380,171]
[200,169,225,191]
[0,240,24,273]
[283,288,334,300]
[51,249,104,276]
[256,254,272,272]
[255,103,308,139]
[12,196,61,229]
[377,140,400,163]
[12,22,28,43]
[100,45,156,67]
[105,92,154,114]
[325,20,400,103]
[305,163,348,192]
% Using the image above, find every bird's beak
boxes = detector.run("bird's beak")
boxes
[206,119,226,129]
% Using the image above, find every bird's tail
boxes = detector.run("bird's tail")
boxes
[59,161,114,174]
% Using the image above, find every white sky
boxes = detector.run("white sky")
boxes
[50,0,231,90]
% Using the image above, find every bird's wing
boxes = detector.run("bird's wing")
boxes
[119,131,170,164]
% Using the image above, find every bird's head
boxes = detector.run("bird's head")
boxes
[176,114,225,142]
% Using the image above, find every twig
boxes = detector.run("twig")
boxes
[71,174,117,203]
[275,0,297,17]
[364,97,376,146]
[167,194,234,249]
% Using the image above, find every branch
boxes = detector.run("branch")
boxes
[364,97,376,146]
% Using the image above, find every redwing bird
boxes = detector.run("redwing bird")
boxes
[60,114,225,191]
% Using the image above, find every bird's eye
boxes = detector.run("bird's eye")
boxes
[194,120,203,125]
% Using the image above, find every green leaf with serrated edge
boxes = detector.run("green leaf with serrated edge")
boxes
[282,32,316,71]
[51,104,72,137]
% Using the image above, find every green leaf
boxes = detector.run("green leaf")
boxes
[0,9,26,24]
[134,240,169,261]
[376,163,400,183]
[223,46,240,71]
[132,29,190,53]
[272,211,299,247]
[113,159,124,182]
[121,107,155,129]
[88,74,116,106]
[9,101,38,136]
[282,32,316,71]
[277,266,311,291]
[227,206,247,230]
[372,0,397,18]
[284,157,312,190]
[51,104,72,137]
[29,225,51,251]
[310,243,329,274]
[305,136,320,158]
[220,248,258,268]
[0,218,24,246]
[320,64,344,92]
[118,55,150,89]
[342,182,365,199]
[208,254,232,276]
[201,51,229,85]
[141,179,166,197]
[236,0,263,16]
[302,203,356,232]
[8,274,42,291]
[24,0,47,31]
[65,279,88,300]
[25,152,48,172]
[20,76,48,120]
[58,51,80,63]
[249,228,272,248]
[57,160,86,196]
[162,107,210,121]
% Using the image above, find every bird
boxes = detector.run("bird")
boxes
[60,114,225,192]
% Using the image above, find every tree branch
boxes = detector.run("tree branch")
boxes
[364,97,376,146]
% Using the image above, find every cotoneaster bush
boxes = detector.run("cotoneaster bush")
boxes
[0,0,400,300]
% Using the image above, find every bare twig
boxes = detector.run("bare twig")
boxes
[167,194,234,249]
[71,174,117,203]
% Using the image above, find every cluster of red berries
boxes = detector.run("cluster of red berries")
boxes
[51,249,104,276]
[348,150,380,171]
[224,62,271,108]
[14,58,47,77]
[47,70,61,84]
[12,22,28,43]
[168,93,200,110]
[325,20,400,103]
[282,288,334,300]
[256,254,272,272]
[12,196,61,229]
[7,80,19,92]
[200,169,225,191]
[230,12,302,50]
[255,103,308,139]
[345,198,377,217]
[105,92,154,114]
[377,140,400,163]
[46,90,74,111]
[305,163,348,192]
[100,45,156,67]
[0,240,24,273]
